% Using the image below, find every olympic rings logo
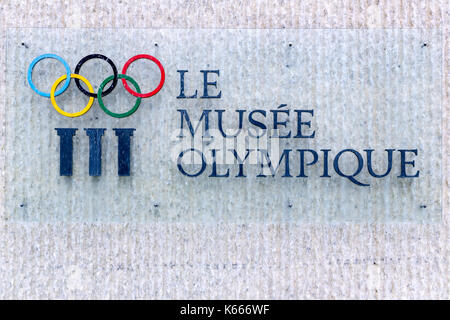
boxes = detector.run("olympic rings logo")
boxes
[27,53,165,118]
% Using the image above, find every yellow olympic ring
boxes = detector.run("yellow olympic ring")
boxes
[50,74,94,118]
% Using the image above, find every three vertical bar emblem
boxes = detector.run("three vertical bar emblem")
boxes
[55,128,135,176]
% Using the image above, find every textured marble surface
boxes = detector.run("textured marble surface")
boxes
[0,0,448,299]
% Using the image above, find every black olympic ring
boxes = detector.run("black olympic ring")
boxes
[74,54,118,98]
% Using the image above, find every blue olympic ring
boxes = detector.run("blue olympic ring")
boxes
[27,53,71,98]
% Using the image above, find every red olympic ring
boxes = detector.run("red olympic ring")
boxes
[121,54,165,98]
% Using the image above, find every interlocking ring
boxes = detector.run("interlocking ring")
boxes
[27,54,71,98]
[98,74,141,118]
[50,74,95,118]
[74,54,118,98]
[28,53,165,118]
[121,54,165,98]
